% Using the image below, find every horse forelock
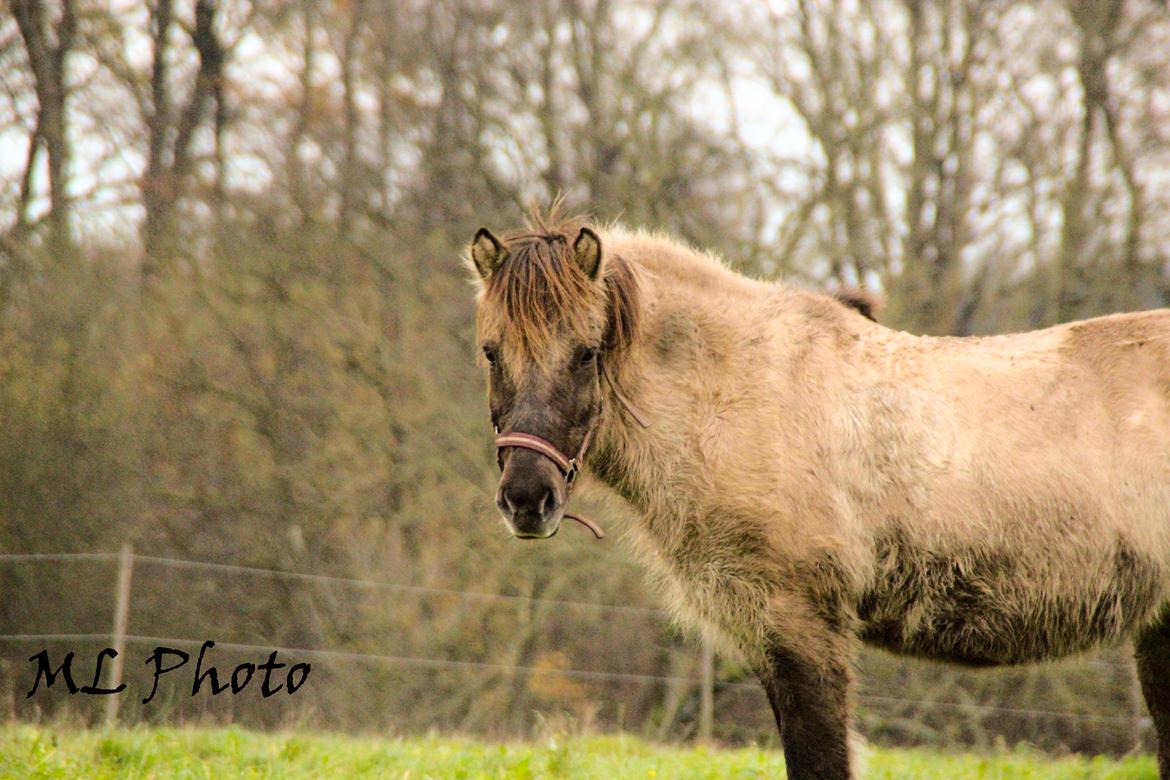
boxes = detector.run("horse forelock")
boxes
[477,212,640,367]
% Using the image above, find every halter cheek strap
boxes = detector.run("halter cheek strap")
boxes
[493,362,648,540]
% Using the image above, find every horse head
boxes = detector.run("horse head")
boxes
[468,209,641,539]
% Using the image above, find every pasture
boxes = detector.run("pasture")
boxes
[0,725,1156,779]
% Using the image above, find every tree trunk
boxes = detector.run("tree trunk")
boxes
[11,0,76,258]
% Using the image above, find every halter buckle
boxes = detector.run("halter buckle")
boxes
[565,458,580,487]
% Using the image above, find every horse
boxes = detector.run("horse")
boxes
[465,207,1170,779]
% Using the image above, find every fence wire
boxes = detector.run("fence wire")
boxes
[0,550,1147,729]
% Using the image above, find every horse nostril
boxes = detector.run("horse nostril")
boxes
[500,482,555,520]
[537,488,551,517]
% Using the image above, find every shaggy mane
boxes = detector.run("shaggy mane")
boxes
[832,289,880,321]
[481,204,640,361]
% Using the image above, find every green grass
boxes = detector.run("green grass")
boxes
[0,725,1157,779]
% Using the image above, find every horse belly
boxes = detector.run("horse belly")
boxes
[857,536,1167,666]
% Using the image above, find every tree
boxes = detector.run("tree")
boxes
[9,0,75,257]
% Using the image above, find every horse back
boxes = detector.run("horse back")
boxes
[1062,309,1170,413]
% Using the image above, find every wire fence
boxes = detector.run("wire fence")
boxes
[0,550,1152,743]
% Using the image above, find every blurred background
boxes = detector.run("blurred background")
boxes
[1,0,1168,758]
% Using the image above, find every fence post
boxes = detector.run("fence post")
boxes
[1131,649,1146,754]
[104,544,134,727]
[699,636,714,742]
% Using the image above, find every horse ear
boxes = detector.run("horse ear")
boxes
[573,227,603,281]
[470,228,508,281]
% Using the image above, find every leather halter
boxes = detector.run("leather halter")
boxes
[494,360,649,540]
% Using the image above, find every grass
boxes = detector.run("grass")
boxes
[0,725,1158,779]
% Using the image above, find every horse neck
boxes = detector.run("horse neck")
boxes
[590,259,803,518]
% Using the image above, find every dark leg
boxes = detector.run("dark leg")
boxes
[757,632,854,780]
[1136,616,1170,779]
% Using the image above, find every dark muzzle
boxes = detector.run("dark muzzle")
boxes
[491,360,651,541]
[495,429,605,539]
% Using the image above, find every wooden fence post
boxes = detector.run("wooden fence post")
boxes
[699,636,714,742]
[104,544,134,727]
[1131,649,1146,754]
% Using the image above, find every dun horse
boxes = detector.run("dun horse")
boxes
[466,209,1170,780]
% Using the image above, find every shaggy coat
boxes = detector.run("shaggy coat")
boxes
[469,214,1170,780]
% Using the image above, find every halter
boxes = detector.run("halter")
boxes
[494,359,649,540]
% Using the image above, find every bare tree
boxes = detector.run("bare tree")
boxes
[141,0,224,278]
[10,0,76,256]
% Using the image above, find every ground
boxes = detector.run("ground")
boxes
[0,725,1157,779]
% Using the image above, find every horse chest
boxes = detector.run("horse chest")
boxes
[634,516,783,652]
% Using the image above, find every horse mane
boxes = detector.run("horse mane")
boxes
[832,289,880,322]
[482,204,640,359]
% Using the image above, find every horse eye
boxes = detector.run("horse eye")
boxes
[482,345,497,365]
[578,347,597,367]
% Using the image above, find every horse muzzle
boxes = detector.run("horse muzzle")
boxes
[495,449,566,539]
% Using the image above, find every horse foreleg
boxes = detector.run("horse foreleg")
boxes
[1137,616,1170,779]
[757,632,854,780]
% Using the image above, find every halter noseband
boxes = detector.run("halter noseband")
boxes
[494,360,648,540]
